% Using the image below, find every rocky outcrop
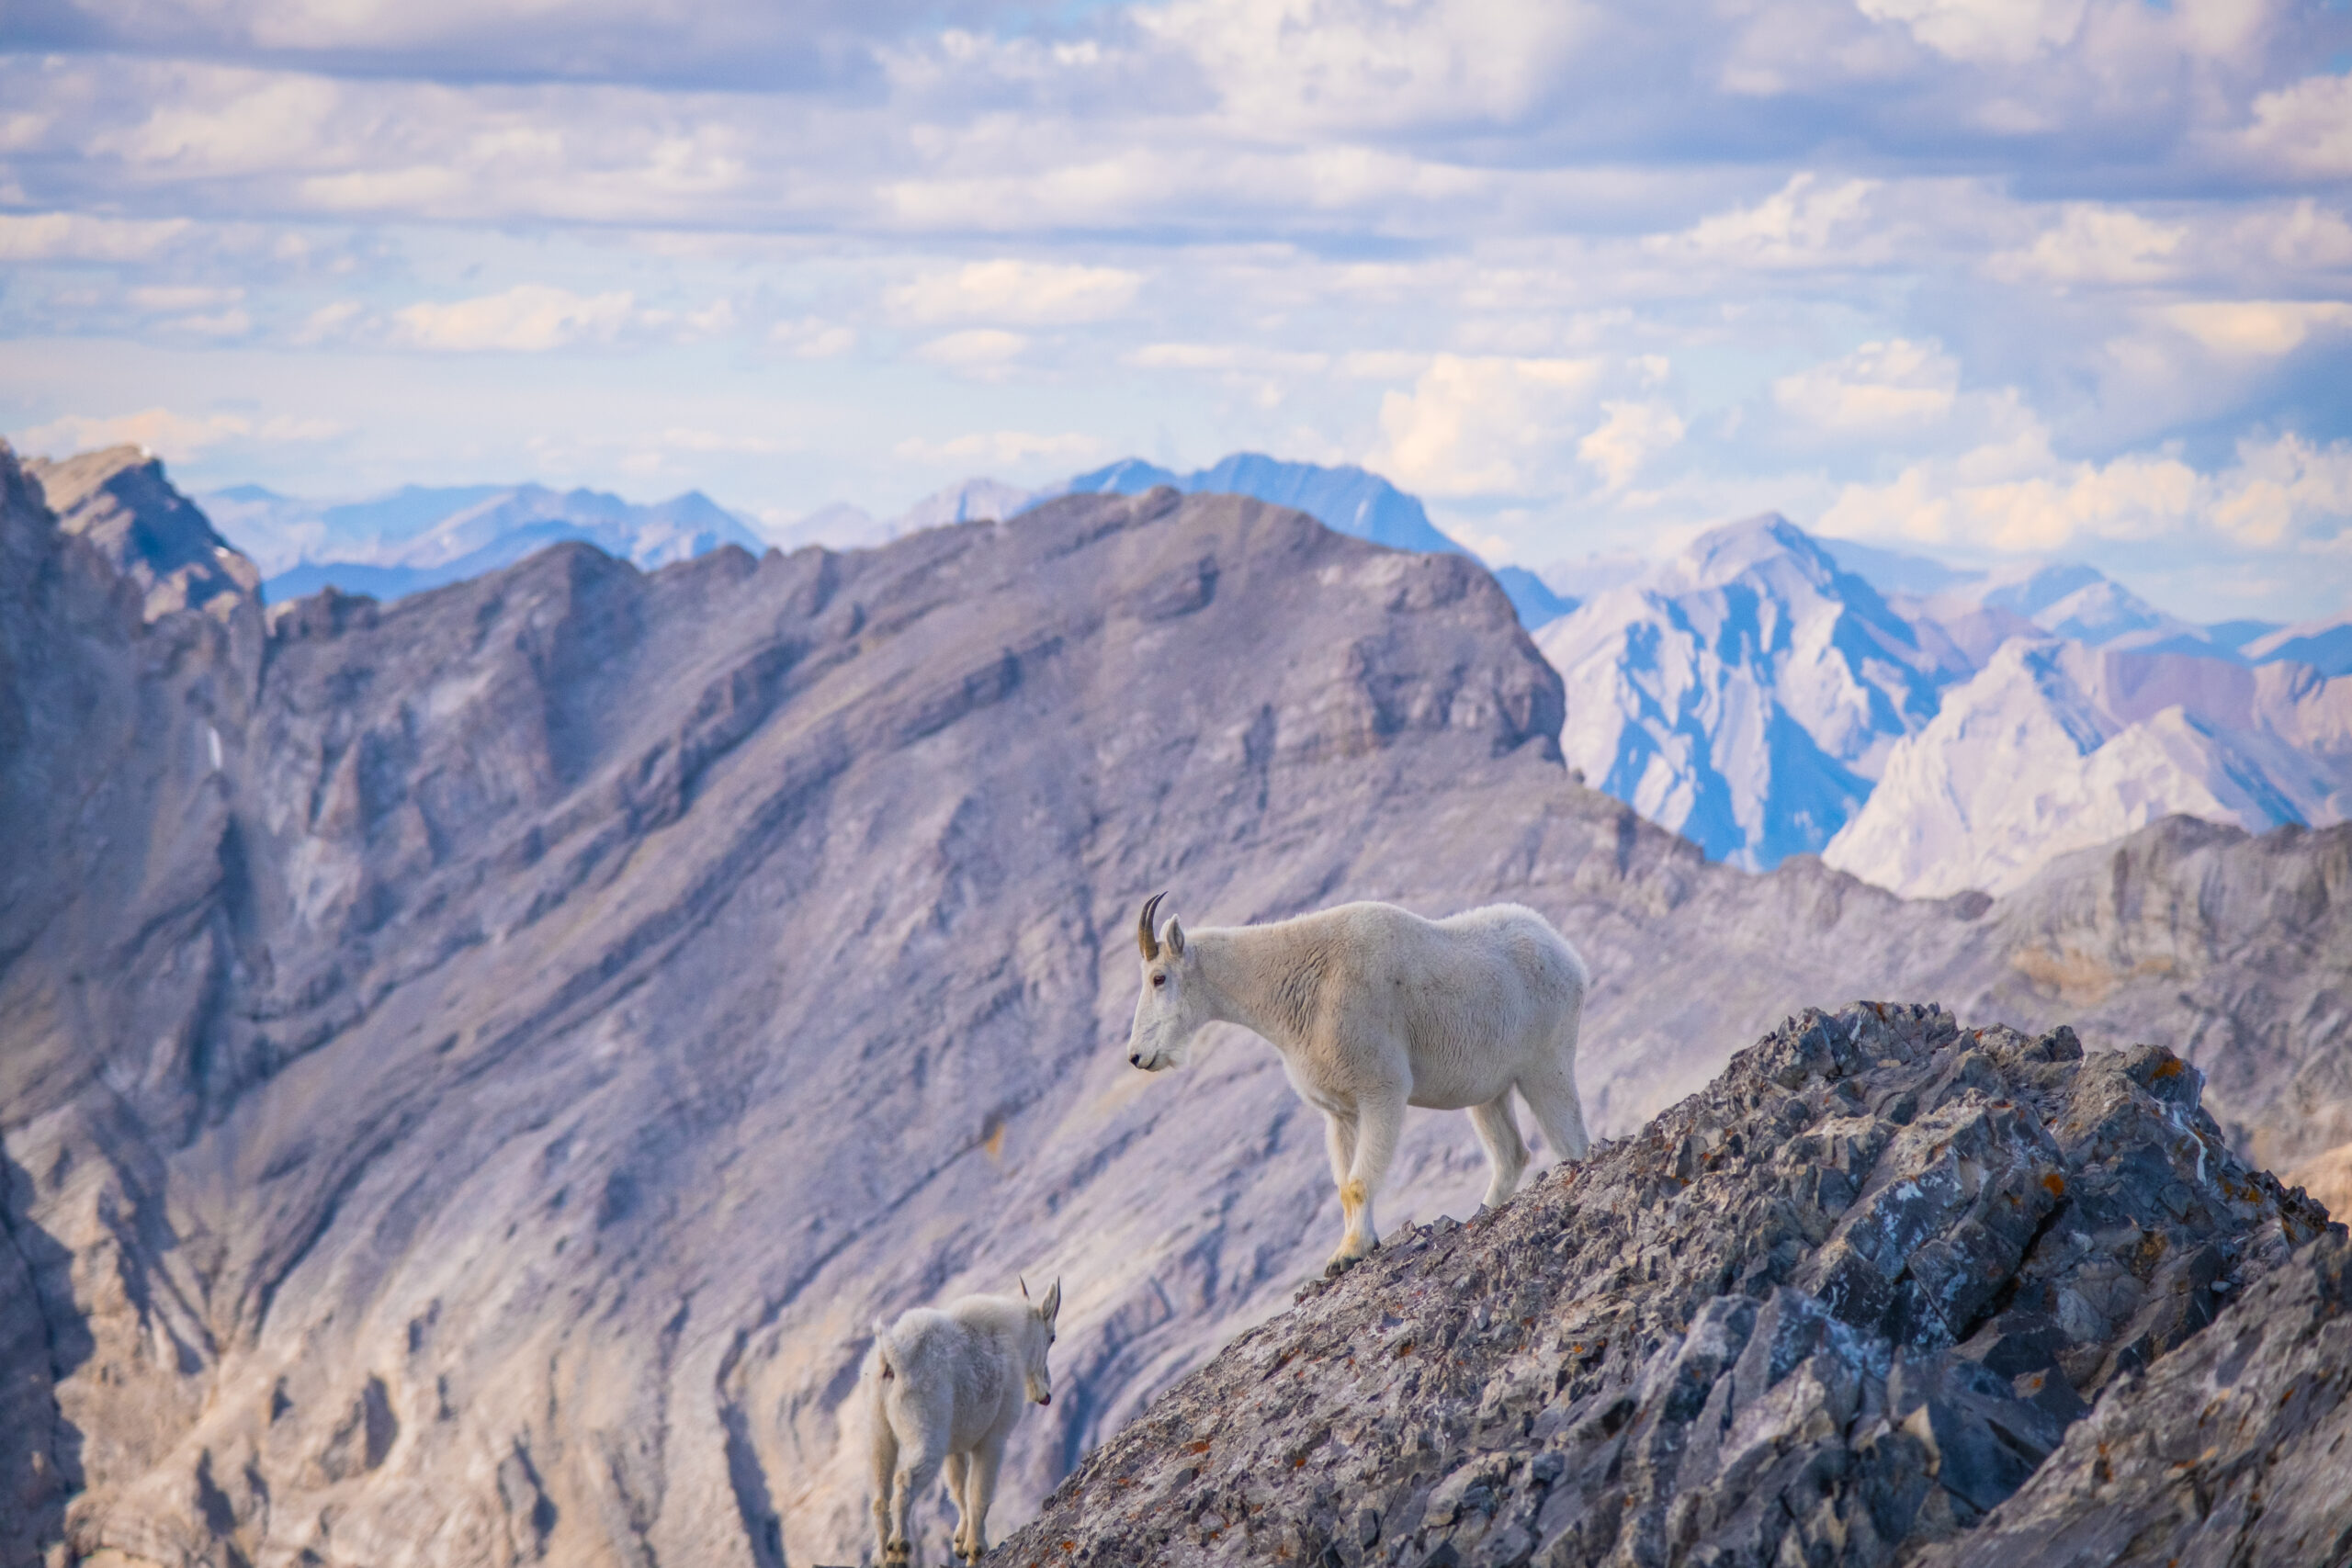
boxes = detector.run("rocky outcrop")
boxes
[27,445,261,623]
[1918,1224,2352,1568]
[1001,1005,2336,1568]
[5,442,2349,1568]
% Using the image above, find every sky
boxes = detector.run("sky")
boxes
[2,0,2349,620]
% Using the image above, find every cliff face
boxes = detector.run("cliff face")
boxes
[3,440,2348,1568]
[1001,1006,2336,1568]
[27,446,262,624]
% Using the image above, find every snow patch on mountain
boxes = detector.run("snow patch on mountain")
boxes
[1823,638,2352,896]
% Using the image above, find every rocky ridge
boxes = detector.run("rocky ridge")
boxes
[3,438,2349,1567]
[1918,1224,2352,1568]
[28,445,261,623]
[1001,1005,2338,1568]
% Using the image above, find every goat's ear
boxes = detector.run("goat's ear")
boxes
[1164,917,1185,957]
[1041,1279,1061,1324]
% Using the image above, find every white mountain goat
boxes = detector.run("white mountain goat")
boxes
[1127,894,1590,1275]
[865,1279,1061,1565]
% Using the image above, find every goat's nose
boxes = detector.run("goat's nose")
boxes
[1128,1054,1142,1068]
[1039,1393,1051,1406]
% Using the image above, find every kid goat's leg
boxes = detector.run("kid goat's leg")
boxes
[944,1453,970,1561]
[870,1416,899,1562]
[1467,1095,1529,1210]
[961,1436,1005,1563]
[1329,1089,1403,1275]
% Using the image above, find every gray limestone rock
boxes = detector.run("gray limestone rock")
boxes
[999,1006,2335,1567]
[26,446,262,624]
[1917,1224,2352,1568]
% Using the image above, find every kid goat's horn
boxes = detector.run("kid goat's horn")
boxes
[1137,892,1167,959]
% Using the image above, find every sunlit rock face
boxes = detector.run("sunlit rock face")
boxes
[28,445,262,624]
[1824,637,2352,898]
[4,446,2348,1568]
[1536,515,1962,872]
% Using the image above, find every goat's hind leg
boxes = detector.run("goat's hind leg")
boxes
[1519,1064,1590,1165]
[959,1437,1005,1562]
[1467,1094,1529,1211]
[944,1453,971,1562]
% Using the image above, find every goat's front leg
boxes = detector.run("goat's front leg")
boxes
[1328,1089,1402,1275]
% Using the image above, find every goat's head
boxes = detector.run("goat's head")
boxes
[1019,1276,1061,1405]
[1127,892,1205,1072]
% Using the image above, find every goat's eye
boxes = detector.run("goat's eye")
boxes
[1151,973,1167,988]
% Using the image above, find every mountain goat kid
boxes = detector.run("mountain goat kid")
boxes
[1128,894,1590,1275]
[865,1279,1061,1566]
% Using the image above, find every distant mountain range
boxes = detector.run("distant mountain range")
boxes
[1532,513,2351,885]
[202,481,768,603]
[186,452,2350,899]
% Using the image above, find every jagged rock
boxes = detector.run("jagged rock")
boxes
[1917,1225,2352,1568]
[27,445,260,623]
[2284,1141,2352,1220]
[999,1005,2334,1567]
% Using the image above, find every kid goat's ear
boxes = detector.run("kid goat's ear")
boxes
[1041,1279,1062,1323]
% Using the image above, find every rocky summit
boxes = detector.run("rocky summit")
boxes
[1001,1004,2336,1568]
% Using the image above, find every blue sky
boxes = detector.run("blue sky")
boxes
[2,0,2348,618]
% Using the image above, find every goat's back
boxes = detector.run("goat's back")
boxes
[870,1297,1026,1451]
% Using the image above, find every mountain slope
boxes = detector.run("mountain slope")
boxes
[29,446,260,622]
[1823,638,2352,897]
[1534,514,1962,870]
[5,446,2349,1568]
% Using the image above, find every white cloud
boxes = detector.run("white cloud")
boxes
[891,430,1104,467]
[2162,299,2352,358]
[1137,0,1594,135]
[16,406,347,460]
[391,285,638,352]
[887,259,1142,325]
[1817,429,2352,555]
[1578,400,1686,490]
[1772,339,1960,433]
[1371,354,1604,498]
[1985,205,2185,285]
[2240,74,2352,179]
[0,212,194,262]
[1854,0,2088,66]
[1656,174,1884,269]
[769,316,857,358]
[914,328,1029,375]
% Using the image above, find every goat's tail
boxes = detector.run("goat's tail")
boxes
[869,1319,898,1382]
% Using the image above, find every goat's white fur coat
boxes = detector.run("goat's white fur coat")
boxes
[1127,897,1589,1272]
[865,1282,1059,1565]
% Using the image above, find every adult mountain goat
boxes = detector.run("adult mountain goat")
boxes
[1127,895,1590,1275]
[865,1280,1060,1565]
